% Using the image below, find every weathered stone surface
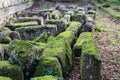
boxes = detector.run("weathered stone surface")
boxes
[45,20,66,35]
[76,14,86,24]
[82,19,95,33]
[87,10,96,20]
[0,76,12,80]
[31,75,58,80]
[0,1,33,18]
[56,5,68,12]
[14,17,43,25]
[51,10,61,19]
[0,44,5,60]
[80,42,101,80]
[34,56,63,77]
[0,31,21,42]
[0,61,24,80]
[15,25,57,40]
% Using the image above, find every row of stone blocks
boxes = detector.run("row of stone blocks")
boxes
[0,21,81,80]
[0,4,101,80]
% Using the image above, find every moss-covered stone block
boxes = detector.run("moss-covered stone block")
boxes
[57,31,75,45]
[66,21,81,37]
[34,56,62,78]
[8,40,37,69]
[0,61,24,80]
[45,20,66,35]
[28,41,46,57]
[0,76,12,80]
[31,75,58,80]
[6,21,38,30]
[82,19,95,32]
[42,37,72,76]
[34,33,50,43]
[0,34,11,44]
[73,32,93,56]
[15,25,57,40]
[80,42,101,80]
[0,44,5,60]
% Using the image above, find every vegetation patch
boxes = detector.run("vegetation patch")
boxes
[0,61,24,80]
[31,75,58,80]
[34,56,63,78]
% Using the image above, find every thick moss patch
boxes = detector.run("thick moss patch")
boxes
[0,76,12,80]
[80,41,101,79]
[34,56,62,77]
[74,32,93,47]
[42,37,72,76]
[0,35,11,44]
[66,21,81,36]
[57,31,75,45]
[34,33,50,43]
[0,61,24,80]
[31,75,58,80]
[73,32,93,56]
[8,40,37,68]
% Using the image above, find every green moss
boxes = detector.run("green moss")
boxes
[0,76,12,80]
[34,33,50,43]
[8,40,36,68]
[80,41,101,79]
[34,56,62,77]
[74,32,93,47]
[42,37,73,75]
[80,41,100,70]
[0,61,24,80]
[82,42,98,56]
[46,20,61,24]
[66,21,81,36]
[57,31,75,45]
[0,35,11,44]
[102,3,110,7]
[28,41,47,57]
[14,21,38,27]
[31,75,58,80]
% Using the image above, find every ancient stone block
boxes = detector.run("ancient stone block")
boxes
[0,61,24,80]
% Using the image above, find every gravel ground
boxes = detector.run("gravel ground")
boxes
[94,9,120,80]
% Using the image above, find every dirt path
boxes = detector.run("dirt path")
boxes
[94,8,120,79]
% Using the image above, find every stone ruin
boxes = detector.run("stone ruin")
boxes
[0,2,101,80]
